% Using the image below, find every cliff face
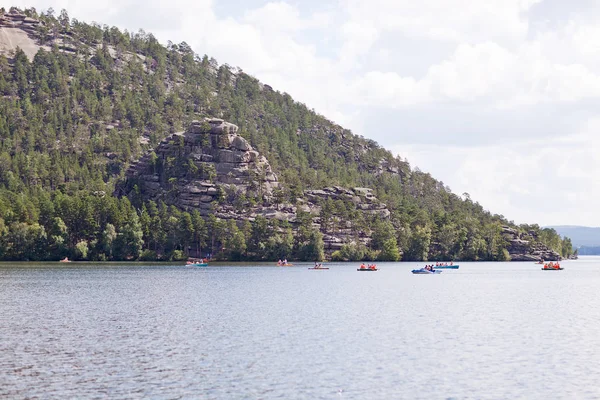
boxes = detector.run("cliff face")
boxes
[0,9,47,60]
[502,227,561,261]
[123,118,279,215]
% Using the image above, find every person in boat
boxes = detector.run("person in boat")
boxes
[369,264,376,270]
[360,263,366,269]
[283,259,288,265]
[277,259,282,266]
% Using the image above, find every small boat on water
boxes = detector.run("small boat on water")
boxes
[357,263,377,271]
[309,267,329,270]
[541,262,563,271]
[187,259,209,267]
[434,265,459,269]
[412,268,442,274]
[277,263,294,267]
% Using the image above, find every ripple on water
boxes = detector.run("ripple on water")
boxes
[1,261,600,399]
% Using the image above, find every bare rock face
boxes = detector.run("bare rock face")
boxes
[502,226,562,261]
[122,118,279,216]
[0,11,49,60]
[302,186,391,251]
[121,124,392,256]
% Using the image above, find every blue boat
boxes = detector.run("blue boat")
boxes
[434,265,459,269]
[186,260,209,267]
[412,268,442,274]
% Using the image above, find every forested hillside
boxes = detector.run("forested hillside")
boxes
[0,6,574,262]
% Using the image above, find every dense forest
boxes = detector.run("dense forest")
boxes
[0,6,575,262]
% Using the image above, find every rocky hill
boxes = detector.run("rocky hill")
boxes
[0,6,573,262]
[119,118,393,253]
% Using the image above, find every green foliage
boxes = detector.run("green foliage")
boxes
[404,225,432,261]
[332,242,367,261]
[170,249,186,261]
[139,249,157,261]
[75,240,89,260]
[378,238,401,261]
[296,229,325,261]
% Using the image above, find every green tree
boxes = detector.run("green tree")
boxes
[378,238,400,261]
[75,240,89,260]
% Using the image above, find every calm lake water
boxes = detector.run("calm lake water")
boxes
[1,258,600,399]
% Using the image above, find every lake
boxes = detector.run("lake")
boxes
[1,258,599,399]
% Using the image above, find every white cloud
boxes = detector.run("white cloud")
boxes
[243,2,329,33]
[342,0,542,43]
[392,119,600,225]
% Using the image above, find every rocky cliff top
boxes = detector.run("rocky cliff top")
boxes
[0,10,47,60]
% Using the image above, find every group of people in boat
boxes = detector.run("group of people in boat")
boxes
[359,263,377,270]
[423,265,436,271]
[313,262,324,269]
[434,262,453,267]
[543,262,561,269]
[186,258,208,265]
[277,259,289,266]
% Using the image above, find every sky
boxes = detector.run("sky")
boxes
[6,0,600,227]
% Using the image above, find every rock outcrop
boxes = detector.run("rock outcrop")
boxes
[123,118,278,215]
[121,119,392,254]
[0,10,48,60]
[502,226,562,261]
[302,186,390,251]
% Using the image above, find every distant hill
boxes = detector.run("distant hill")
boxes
[547,226,600,247]
[547,226,600,255]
